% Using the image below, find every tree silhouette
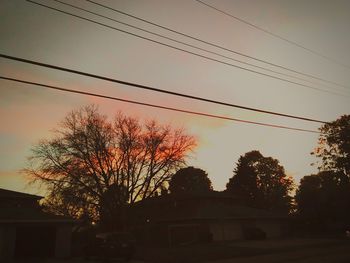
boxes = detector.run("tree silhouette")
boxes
[99,184,128,230]
[296,115,350,230]
[25,105,196,223]
[295,174,323,219]
[312,114,350,177]
[168,166,213,195]
[226,150,294,213]
[295,171,350,230]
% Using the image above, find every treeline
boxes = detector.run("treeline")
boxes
[167,151,294,214]
[168,115,350,233]
[25,105,350,232]
[295,115,350,233]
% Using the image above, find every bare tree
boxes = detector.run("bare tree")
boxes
[25,105,196,222]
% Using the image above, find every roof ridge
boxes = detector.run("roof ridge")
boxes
[0,188,43,199]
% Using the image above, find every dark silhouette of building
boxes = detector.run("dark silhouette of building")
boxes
[128,192,289,246]
[0,188,75,261]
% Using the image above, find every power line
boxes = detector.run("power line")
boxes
[50,0,342,92]
[0,75,320,133]
[86,0,349,91]
[194,0,350,70]
[0,53,328,124]
[25,0,348,98]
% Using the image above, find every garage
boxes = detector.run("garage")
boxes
[15,226,56,258]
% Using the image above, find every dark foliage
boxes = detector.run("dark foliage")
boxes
[295,171,350,231]
[312,114,350,176]
[296,171,350,218]
[296,115,350,231]
[168,167,213,195]
[226,150,294,213]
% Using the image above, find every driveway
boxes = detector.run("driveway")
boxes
[14,238,350,263]
[14,259,145,263]
[207,239,350,263]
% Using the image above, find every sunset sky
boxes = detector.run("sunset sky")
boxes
[1,0,350,195]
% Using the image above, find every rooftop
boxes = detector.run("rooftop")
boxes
[130,192,288,222]
[0,206,76,224]
[0,188,43,200]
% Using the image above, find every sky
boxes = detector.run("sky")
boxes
[1,0,350,195]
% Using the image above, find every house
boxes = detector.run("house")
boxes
[128,192,289,246]
[0,188,76,261]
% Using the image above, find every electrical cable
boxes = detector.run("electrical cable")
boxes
[0,53,328,124]
[87,0,349,90]
[0,75,320,133]
[49,0,343,93]
[194,0,350,70]
[25,0,348,98]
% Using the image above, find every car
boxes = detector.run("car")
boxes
[84,232,135,262]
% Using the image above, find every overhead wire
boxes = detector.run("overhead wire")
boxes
[194,0,350,70]
[50,0,342,92]
[25,0,349,98]
[0,53,328,124]
[86,0,350,91]
[0,76,320,133]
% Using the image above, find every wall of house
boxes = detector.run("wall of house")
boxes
[55,225,72,258]
[223,222,244,240]
[209,221,243,241]
[256,220,282,238]
[209,223,223,241]
[210,219,287,241]
[0,226,16,261]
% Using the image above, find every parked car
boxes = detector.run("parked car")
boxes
[84,232,135,262]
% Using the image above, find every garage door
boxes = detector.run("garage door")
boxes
[15,226,56,258]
